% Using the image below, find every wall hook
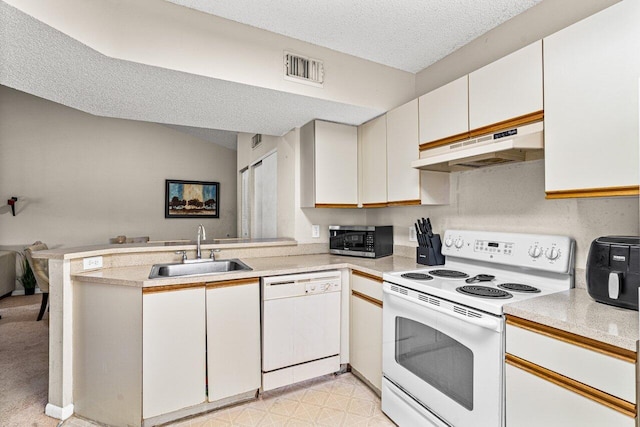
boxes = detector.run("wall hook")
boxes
[7,197,17,216]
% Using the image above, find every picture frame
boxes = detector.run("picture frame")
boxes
[165,179,219,218]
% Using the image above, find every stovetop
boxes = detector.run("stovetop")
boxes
[383,230,575,316]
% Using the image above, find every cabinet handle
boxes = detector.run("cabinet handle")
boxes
[352,290,382,308]
[506,315,636,363]
[352,270,383,283]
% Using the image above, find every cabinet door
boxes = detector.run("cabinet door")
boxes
[469,40,543,130]
[350,295,382,393]
[506,363,635,427]
[419,75,469,145]
[360,115,388,206]
[388,100,451,206]
[350,272,383,393]
[315,120,359,206]
[142,287,206,419]
[206,280,261,402]
[544,0,640,197]
[387,100,420,204]
[506,322,636,402]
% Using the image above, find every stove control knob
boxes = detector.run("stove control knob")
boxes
[528,246,542,258]
[545,247,560,260]
[444,237,453,247]
[454,238,464,249]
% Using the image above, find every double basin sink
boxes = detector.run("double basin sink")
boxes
[149,259,252,279]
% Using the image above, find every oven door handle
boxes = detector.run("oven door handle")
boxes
[384,287,503,332]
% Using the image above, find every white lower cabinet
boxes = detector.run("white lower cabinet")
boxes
[349,271,383,393]
[505,315,637,427]
[206,279,261,402]
[143,287,207,419]
[73,279,261,427]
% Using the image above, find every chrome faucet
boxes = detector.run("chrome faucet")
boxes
[196,224,206,259]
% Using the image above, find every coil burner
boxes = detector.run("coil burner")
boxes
[428,269,469,279]
[456,285,513,299]
[498,283,540,293]
[401,273,433,280]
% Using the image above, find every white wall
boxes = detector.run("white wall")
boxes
[0,86,237,248]
[277,128,297,239]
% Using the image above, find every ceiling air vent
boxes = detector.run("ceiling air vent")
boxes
[251,134,262,149]
[284,51,324,87]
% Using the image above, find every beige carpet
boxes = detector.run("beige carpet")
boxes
[0,294,58,427]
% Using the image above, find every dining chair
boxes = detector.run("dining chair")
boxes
[24,241,49,321]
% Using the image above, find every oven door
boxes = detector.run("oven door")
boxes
[382,282,504,427]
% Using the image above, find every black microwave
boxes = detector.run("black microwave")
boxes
[329,225,393,258]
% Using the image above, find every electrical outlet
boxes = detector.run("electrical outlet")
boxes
[409,227,417,242]
[83,256,103,270]
[312,225,320,238]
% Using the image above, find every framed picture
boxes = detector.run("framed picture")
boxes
[165,179,219,218]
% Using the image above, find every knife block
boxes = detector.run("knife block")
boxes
[417,234,445,266]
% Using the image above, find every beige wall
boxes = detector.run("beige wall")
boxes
[365,160,639,271]
[0,86,237,248]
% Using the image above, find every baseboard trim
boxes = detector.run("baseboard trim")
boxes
[45,403,74,420]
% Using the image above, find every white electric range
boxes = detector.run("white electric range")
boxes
[381,229,575,427]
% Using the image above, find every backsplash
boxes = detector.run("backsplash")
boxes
[367,159,639,271]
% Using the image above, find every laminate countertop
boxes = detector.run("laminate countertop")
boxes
[504,288,638,352]
[74,253,639,352]
[73,253,422,288]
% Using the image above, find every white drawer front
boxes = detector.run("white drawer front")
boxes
[506,363,635,427]
[506,323,635,403]
[351,272,383,302]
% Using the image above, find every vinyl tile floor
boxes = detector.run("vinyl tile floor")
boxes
[62,373,396,426]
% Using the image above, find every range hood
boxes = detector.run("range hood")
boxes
[412,121,544,172]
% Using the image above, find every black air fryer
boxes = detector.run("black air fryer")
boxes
[586,236,640,310]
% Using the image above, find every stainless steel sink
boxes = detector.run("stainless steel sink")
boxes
[149,259,252,279]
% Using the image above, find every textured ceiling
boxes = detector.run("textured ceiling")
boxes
[167,0,542,73]
[1,0,543,149]
[0,1,382,145]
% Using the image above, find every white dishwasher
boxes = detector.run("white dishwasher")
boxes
[262,270,342,391]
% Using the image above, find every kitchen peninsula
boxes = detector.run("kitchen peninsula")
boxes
[33,239,419,425]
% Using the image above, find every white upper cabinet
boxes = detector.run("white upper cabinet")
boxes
[388,99,450,205]
[387,100,420,204]
[419,76,469,145]
[359,115,388,206]
[300,120,359,207]
[543,0,640,198]
[469,40,543,130]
